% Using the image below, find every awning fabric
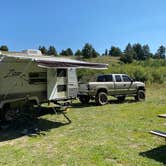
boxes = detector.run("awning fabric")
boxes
[0,52,108,69]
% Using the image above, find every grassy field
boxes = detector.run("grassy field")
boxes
[0,84,166,166]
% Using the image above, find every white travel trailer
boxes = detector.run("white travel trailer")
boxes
[0,50,108,121]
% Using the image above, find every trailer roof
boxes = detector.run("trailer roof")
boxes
[0,51,108,69]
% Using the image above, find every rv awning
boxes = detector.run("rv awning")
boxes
[0,52,108,69]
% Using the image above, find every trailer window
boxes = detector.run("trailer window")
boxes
[57,69,67,77]
[57,85,67,92]
[29,72,47,84]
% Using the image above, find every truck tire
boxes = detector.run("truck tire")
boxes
[117,96,126,102]
[95,92,108,106]
[135,90,145,101]
[79,95,90,104]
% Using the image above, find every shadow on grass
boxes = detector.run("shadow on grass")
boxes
[109,99,136,104]
[72,99,137,108]
[71,102,96,108]
[0,108,71,142]
[139,145,166,164]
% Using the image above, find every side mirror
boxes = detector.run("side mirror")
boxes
[131,78,135,82]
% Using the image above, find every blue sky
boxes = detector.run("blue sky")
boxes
[0,0,166,53]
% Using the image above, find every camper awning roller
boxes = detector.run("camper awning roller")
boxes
[37,60,108,69]
[0,53,108,69]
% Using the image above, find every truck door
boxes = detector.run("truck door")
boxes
[122,75,135,94]
[114,75,125,94]
[47,68,67,100]
[67,68,78,98]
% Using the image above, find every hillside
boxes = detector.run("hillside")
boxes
[77,56,166,84]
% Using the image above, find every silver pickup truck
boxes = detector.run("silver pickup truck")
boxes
[78,74,146,105]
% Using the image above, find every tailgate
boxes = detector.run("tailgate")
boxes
[78,83,89,94]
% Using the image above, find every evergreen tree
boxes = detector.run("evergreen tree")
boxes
[120,43,135,63]
[60,49,67,56]
[39,46,48,54]
[133,43,144,60]
[47,46,58,56]
[82,43,99,58]
[92,48,99,58]
[75,49,82,56]
[142,44,151,59]
[0,45,8,51]
[154,45,166,59]
[104,49,108,56]
[66,48,73,56]
[109,46,122,57]
[60,48,73,56]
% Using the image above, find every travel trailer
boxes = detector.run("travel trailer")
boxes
[0,49,108,121]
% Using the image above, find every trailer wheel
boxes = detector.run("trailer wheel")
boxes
[135,90,145,101]
[1,104,20,122]
[79,95,90,104]
[23,100,38,118]
[95,92,108,106]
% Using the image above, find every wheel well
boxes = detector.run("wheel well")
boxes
[97,88,107,95]
[137,87,145,91]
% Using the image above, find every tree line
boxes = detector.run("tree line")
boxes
[39,43,166,63]
[107,43,166,63]
[38,43,99,58]
[0,43,165,63]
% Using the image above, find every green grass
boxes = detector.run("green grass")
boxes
[77,57,166,84]
[0,84,166,166]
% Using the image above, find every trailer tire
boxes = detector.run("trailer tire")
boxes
[79,95,90,104]
[135,90,145,101]
[1,104,20,122]
[95,92,108,106]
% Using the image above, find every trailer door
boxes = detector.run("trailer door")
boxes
[47,68,67,100]
[67,68,78,98]
[47,69,57,100]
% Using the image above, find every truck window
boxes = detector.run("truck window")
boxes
[97,76,106,82]
[105,75,113,82]
[115,75,122,82]
[122,75,131,82]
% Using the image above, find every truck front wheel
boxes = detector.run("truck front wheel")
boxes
[95,92,108,106]
[79,95,90,104]
[135,90,145,101]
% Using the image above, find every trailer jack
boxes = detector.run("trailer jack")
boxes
[51,106,71,124]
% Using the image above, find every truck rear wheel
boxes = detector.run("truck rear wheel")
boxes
[135,90,145,101]
[95,92,108,106]
[79,95,90,104]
